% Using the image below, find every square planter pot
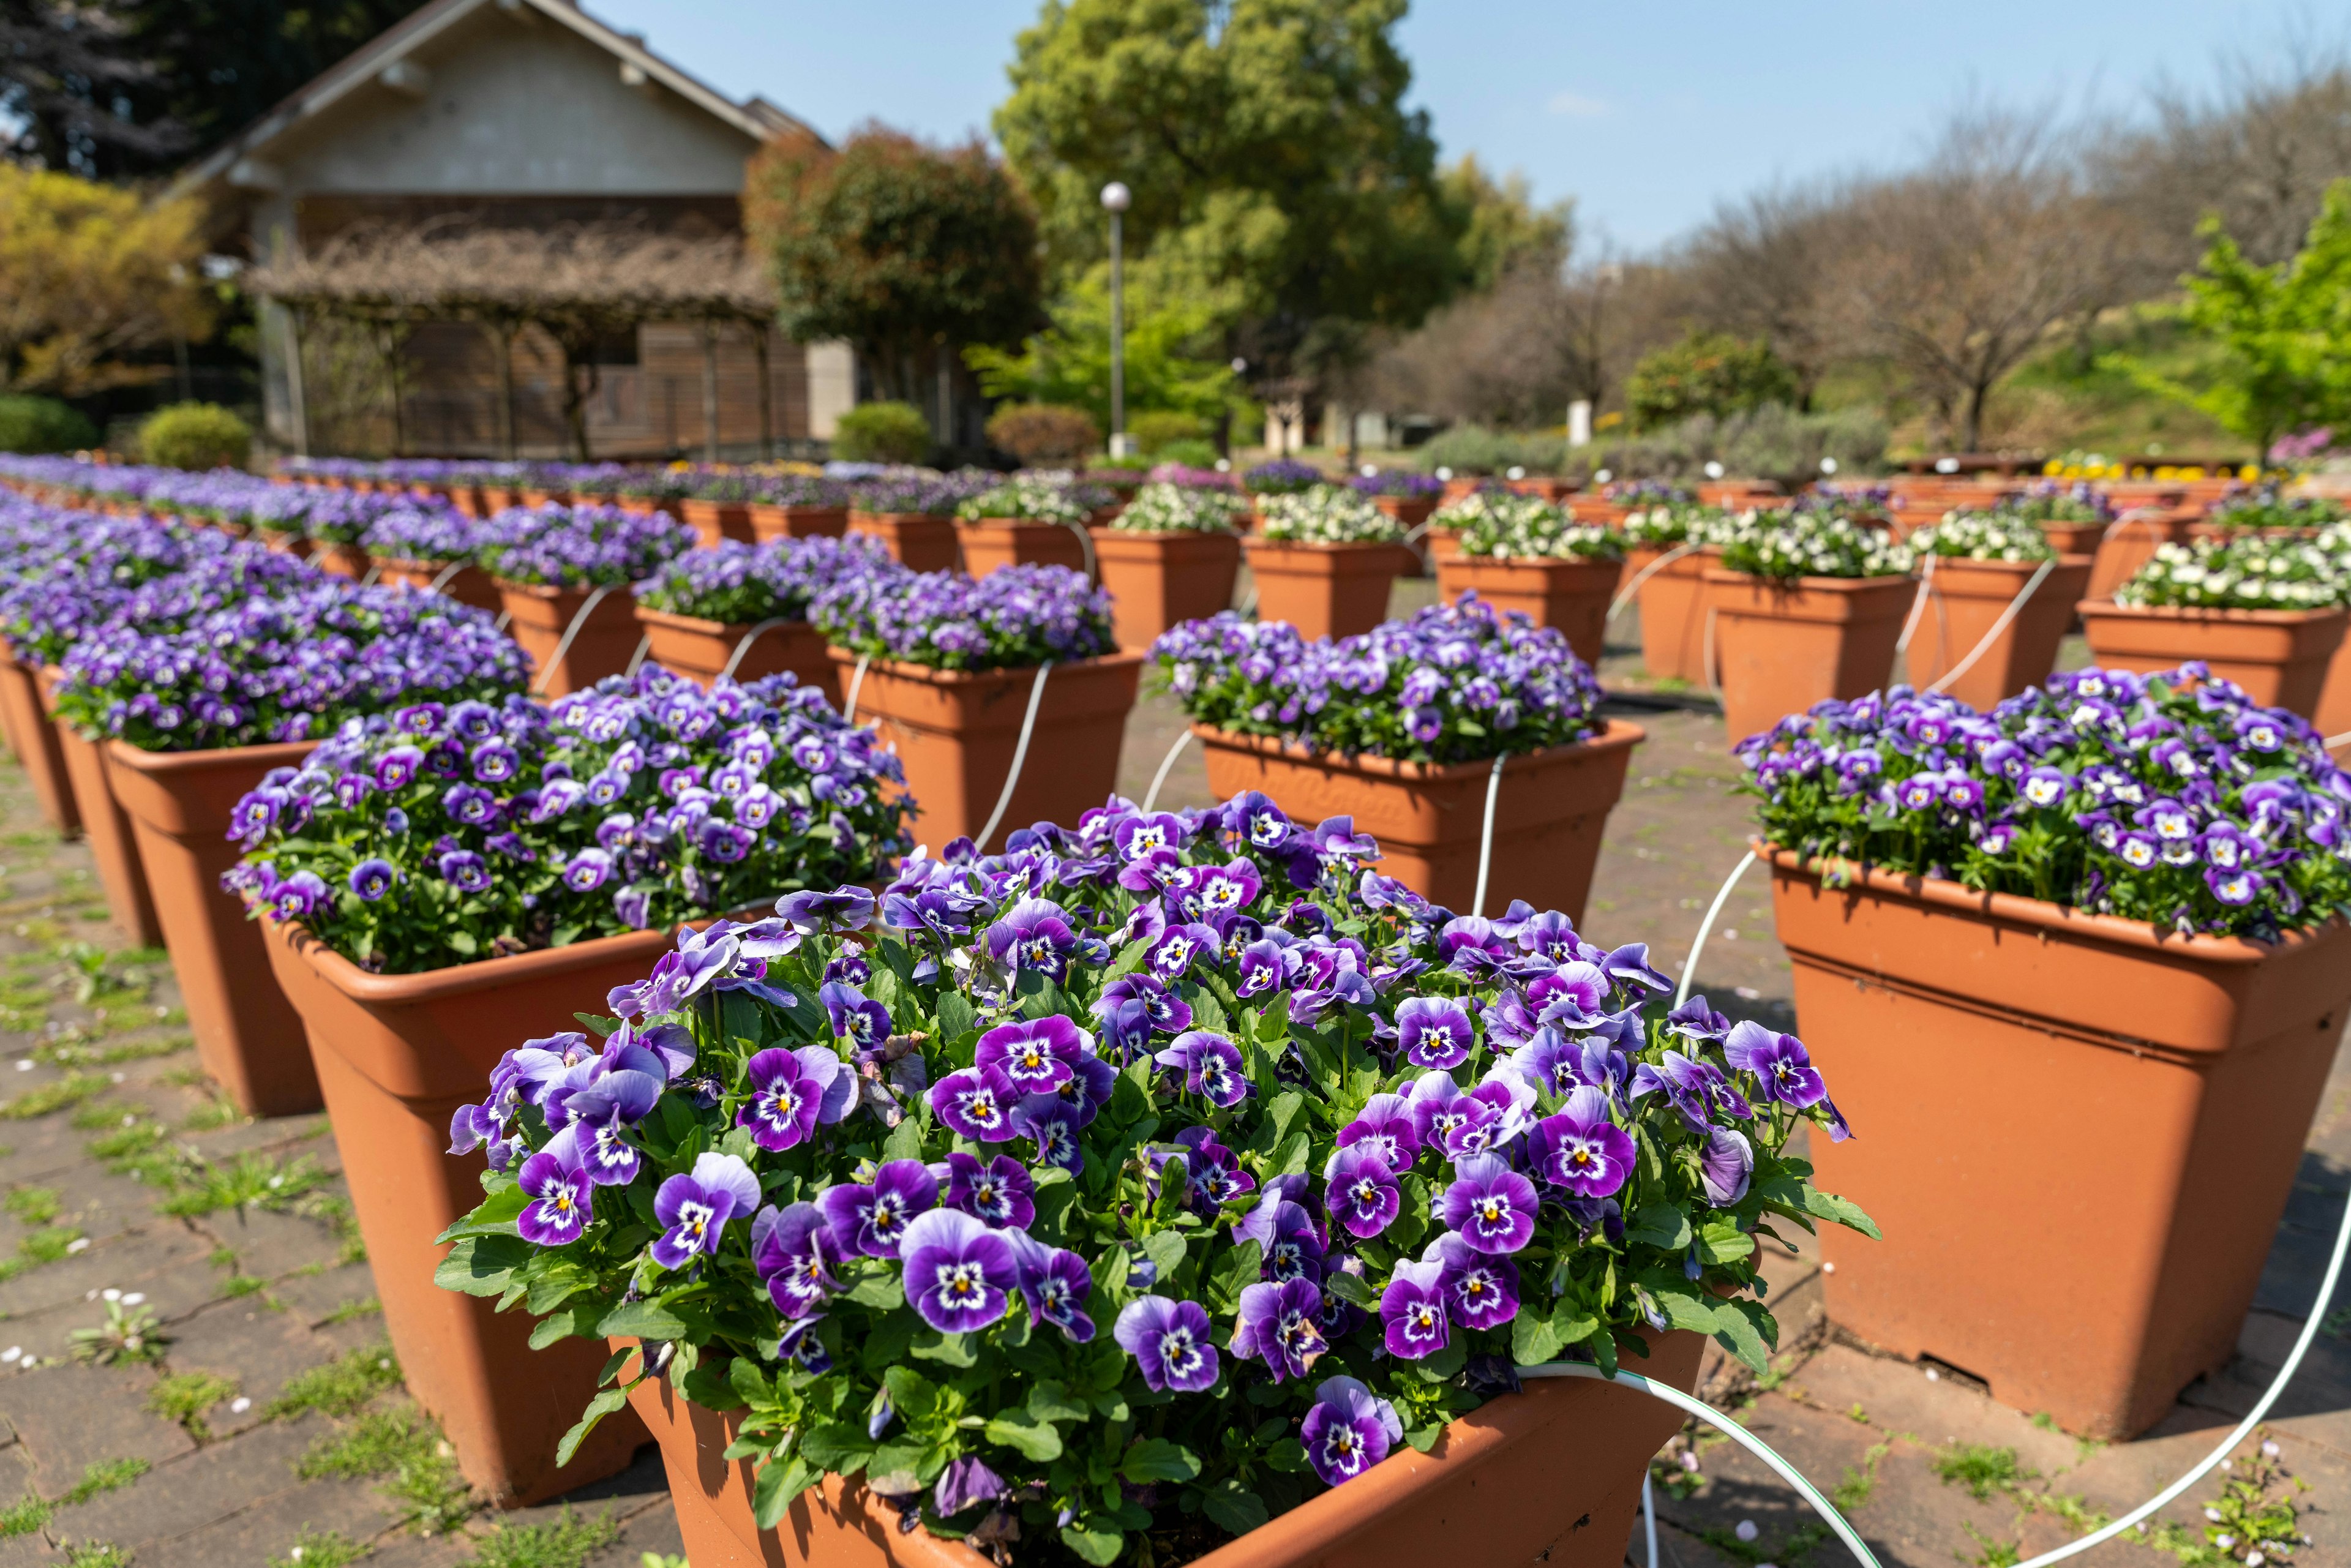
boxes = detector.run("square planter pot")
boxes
[1764,844,2351,1437]
[1702,571,1916,745]
[1622,546,1715,685]
[955,518,1089,577]
[618,496,685,521]
[375,557,504,616]
[2076,601,2348,719]
[261,530,314,561]
[0,644,79,837]
[36,670,160,948]
[747,504,849,543]
[634,606,841,705]
[2086,510,2191,603]
[620,1327,1703,1568]
[827,650,1142,852]
[1431,555,1622,665]
[497,580,645,699]
[1901,555,2094,711]
[1372,495,1438,532]
[680,497,755,546]
[311,543,370,579]
[1089,528,1243,653]
[2033,520,2109,557]
[105,738,320,1116]
[1194,720,1644,923]
[1243,540,1415,641]
[263,921,662,1504]
[848,512,960,573]
[2314,630,2351,757]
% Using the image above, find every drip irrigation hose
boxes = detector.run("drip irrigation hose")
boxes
[1142,728,1193,812]
[1471,753,1507,918]
[1892,555,1940,657]
[1606,541,1698,624]
[359,563,383,588]
[624,634,653,679]
[1057,520,1100,585]
[1924,556,2057,697]
[530,583,618,697]
[972,661,1054,853]
[719,617,797,683]
[841,653,872,724]
[427,560,470,595]
[1673,848,1757,1007]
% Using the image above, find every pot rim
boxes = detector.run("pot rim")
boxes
[1700,568,1916,592]
[1755,838,2348,964]
[632,604,812,638]
[1241,538,1415,556]
[267,915,684,1005]
[103,735,318,778]
[1441,552,1625,573]
[1086,525,1242,543]
[1192,718,1644,782]
[823,648,1146,688]
[492,577,632,602]
[847,510,957,525]
[2072,599,2350,626]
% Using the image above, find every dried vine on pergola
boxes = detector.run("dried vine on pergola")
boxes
[247,217,781,459]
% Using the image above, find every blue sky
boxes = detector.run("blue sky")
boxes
[595,1,2327,252]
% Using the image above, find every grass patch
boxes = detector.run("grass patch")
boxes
[269,1340,402,1419]
[157,1065,212,1089]
[61,1457,148,1506]
[39,1031,190,1068]
[147,1371,240,1439]
[0,1072,108,1120]
[298,1405,471,1534]
[60,1543,132,1568]
[19,1223,85,1263]
[457,1506,619,1568]
[321,1296,381,1326]
[1933,1442,2031,1501]
[67,1099,127,1131]
[269,1528,369,1568]
[1697,1521,1827,1566]
[2,1184,60,1225]
[156,1152,329,1218]
[86,1118,168,1172]
[0,1493,50,1537]
[179,1093,244,1131]
[1831,1440,1891,1512]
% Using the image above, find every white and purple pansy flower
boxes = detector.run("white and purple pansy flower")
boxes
[650,1152,760,1270]
[1113,1295,1220,1392]
[1299,1376,1402,1488]
[928,1063,1020,1142]
[737,1045,855,1152]
[1441,1152,1538,1255]
[817,1159,936,1258]
[899,1208,1019,1334]
[1395,996,1474,1069]
[750,1201,842,1318]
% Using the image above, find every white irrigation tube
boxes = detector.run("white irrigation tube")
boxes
[1057,519,1100,584]
[719,617,797,682]
[1607,541,1698,623]
[972,661,1054,853]
[1891,555,1940,656]
[2328,729,2351,750]
[359,562,383,587]
[1698,606,1722,697]
[624,633,654,678]
[1924,555,2057,696]
[1141,728,1193,812]
[1673,848,1757,1007]
[1470,753,1507,918]
[427,560,470,595]
[841,653,872,724]
[530,583,618,696]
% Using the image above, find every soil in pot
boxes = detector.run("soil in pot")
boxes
[828,650,1142,852]
[264,923,660,1504]
[1430,555,1622,665]
[0,646,80,837]
[621,1327,1703,1568]
[36,670,159,948]
[1243,540,1414,641]
[1090,528,1243,653]
[498,581,645,699]
[1766,845,2351,1438]
[634,606,841,704]
[955,518,1089,577]
[1622,546,1714,685]
[1902,555,2093,711]
[680,497,755,546]
[1196,721,1644,925]
[748,503,850,542]
[375,557,503,616]
[105,739,320,1116]
[848,512,960,573]
[1703,570,1916,744]
[2077,601,2348,719]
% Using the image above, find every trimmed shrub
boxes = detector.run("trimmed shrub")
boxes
[0,396,96,454]
[830,400,933,465]
[1127,409,1205,455]
[138,402,251,471]
[1154,437,1220,469]
[1627,331,1798,430]
[984,402,1100,465]
[1417,422,1573,476]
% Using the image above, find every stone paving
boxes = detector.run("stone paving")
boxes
[0,582,2337,1567]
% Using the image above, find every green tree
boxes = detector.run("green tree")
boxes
[0,164,213,394]
[1442,155,1572,293]
[995,0,1465,385]
[2106,178,2351,459]
[746,127,1044,405]
[965,266,1240,428]
[1625,330,1799,430]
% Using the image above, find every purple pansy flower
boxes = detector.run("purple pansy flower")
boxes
[1527,1087,1637,1198]
[819,982,891,1052]
[549,1068,663,1186]
[738,1045,854,1152]
[1114,1295,1220,1393]
[1722,1021,1828,1109]
[751,1202,842,1317]
[929,1063,1021,1142]
[1155,1029,1251,1107]
[943,1151,1035,1229]
[516,1150,593,1247]
[1335,1093,1422,1171]
[1299,1376,1401,1488]
[1700,1128,1754,1206]
[1396,996,1475,1069]
[974,1015,1089,1094]
[1428,1231,1520,1330]
[1323,1146,1400,1240]
[1007,1232,1095,1341]
[817,1159,936,1258]
[1232,1277,1328,1383]
[899,1207,1019,1334]
[1378,1255,1450,1360]
[1441,1152,1539,1255]
[650,1152,760,1269]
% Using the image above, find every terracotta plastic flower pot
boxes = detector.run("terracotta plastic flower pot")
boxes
[1243,540,1414,640]
[497,580,645,699]
[1703,571,1914,743]
[848,511,960,573]
[519,488,572,509]
[1371,495,1437,531]
[1195,721,1644,923]
[2312,635,2351,756]
[2076,600,2347,719]
[263,921,658,1504]
[679,497,755,547]
[35,671,159,948]
[1764,844,2351,1438]
[1431,555,1622,666]
[2034,520,2109,557]
[1565,498,1629,525]
[0,645,79,836]
[1622,546,1714,685]
[1902,555,2093,710]
[310,543,370,579]
[621,1327,1703,1568]
[826,650,1142,852]
[634,606,841,704]
[747,503,850,543]
[105,739,320,1116]
[375,557,503,616]
[260,530,313,561]
[2086,509,2191,602]
[954,518,1090,578]
[1088,528,1243,653]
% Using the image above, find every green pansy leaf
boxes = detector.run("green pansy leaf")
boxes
[751,1455,819,1531]
[433,1234,533,1297]
[555,1386,630,1468]
[796,1422,876,1472]
[1060,1525,1125,1566]
[1510,1307,1564,1367]
[984,1409,1065,1461]
[935,989,977,1042]
[597,1299,691,1340]
[1803,1188,1881,1240]
[435,1182,527,1243]
[1624,1204,1693,1251]
[1201,1484,1269,1535]
[1697,1221,1757,1264]
[1120,1436,1201,1482]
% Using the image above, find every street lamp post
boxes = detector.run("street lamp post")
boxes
[1101,181,1131,458]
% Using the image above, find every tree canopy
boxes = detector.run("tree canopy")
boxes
[0,164,212,394]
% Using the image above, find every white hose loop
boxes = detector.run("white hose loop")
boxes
[1641,1474,1660,1568]
[1141,727,1193,812]
[2327,729,2351,749]
[428,559,470,595]
[973,661,1054,853]
[1892,554,1938,656]
[841,652,872,724]
[530,582,618,696]
[1607,541,1698,624]
[1058,520,1100,585]
[1470,752,1507,918]
[1674,849,1757,1007]
[1526,1362,1882,1568]
[1925,555,2057,696]
[719,617,797,682]
[359,563,383,588]
[1699,605,1721,697]
[624,632,654,678]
